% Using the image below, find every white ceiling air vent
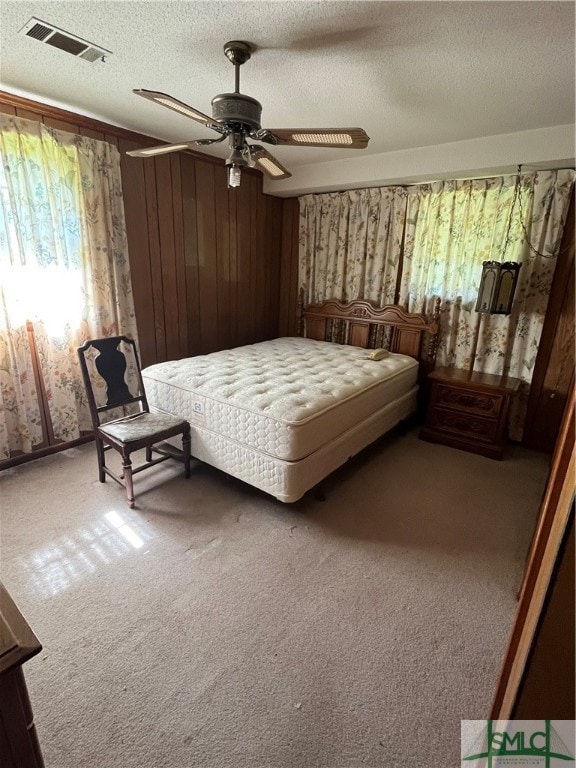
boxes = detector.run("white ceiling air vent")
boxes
[19,18,112,63]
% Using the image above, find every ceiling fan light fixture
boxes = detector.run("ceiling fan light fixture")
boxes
[226,145,248,188]
[228,165,242,188]
[227,146,248,166]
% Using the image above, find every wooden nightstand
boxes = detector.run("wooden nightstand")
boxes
[419,367,522,459]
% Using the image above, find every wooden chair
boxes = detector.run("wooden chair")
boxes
[77,336,191,508]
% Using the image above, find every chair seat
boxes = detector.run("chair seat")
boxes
[99,411,188,444]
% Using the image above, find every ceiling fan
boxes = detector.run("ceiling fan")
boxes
[126,41,370,188]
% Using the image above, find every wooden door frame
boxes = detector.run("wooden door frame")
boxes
[491,387,575,718]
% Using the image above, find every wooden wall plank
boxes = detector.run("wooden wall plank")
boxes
[255,190,268,340]
[181,155,201,357]
[288,198,300,336]
[143,159,166,361]
[14,107,43,123]
[259,196,278,340]
[263,197,274,337]
[278,198,300,336]
[155,155,180,361]
[119,142,156,366]
[80,126,106,141]
[266,196,283,338]
[171,154,188,358]
[228,184,239,348]
[214,164,231,350]
[249,174,259,340]
[278,200,292,337]
[195,161,219,353]
[235,181,252,347]
[43,116,79,134]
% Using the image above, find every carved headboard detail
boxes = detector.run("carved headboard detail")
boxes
[297,291,441,373]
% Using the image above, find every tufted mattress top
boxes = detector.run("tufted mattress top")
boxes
[142,337,418,462]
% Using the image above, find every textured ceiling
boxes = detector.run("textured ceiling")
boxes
[1,1,574,193]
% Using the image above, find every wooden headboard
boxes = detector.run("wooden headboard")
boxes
[297,292,441,372]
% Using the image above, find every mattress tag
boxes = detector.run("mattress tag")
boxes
[191,396,205,422]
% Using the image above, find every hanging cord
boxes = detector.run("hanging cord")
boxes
[514,164,566,259]
[500,169,521,259]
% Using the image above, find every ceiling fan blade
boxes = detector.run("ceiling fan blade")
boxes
[133,89,225,133]
[257,127,369,149]
[249,146,292,180]
[126,142,198,158]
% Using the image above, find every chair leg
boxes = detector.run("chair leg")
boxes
[95,436,106,483]
[145,446,153,462]
[121,451,135,508]
[183,428,191,479]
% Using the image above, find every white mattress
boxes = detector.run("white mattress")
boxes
[142,337,418,463]
[185,388,417,502]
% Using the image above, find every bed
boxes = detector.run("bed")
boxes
[141,297,440,502]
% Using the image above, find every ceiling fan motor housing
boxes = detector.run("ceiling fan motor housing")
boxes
[211,93,262,131]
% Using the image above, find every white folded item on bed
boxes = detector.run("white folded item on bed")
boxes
[141,337,418,501]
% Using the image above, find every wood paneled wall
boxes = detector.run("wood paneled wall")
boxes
[120,141,285,366]
[278,197,300,337]
[0,91,289,368]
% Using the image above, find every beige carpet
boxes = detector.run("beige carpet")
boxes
[0,429,549,768]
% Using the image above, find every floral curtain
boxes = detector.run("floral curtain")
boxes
[0,114,138,460]
[298,170,574,441]
[399,170,575,439]
[298,187,408,305]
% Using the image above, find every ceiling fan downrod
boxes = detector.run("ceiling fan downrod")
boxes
[212,41,262,132]
[223,40,252,94]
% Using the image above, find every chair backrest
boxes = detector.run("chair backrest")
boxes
[77,336,148,428]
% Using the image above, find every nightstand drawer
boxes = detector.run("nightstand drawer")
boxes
[434,384,504,418]
[428,407,499,444]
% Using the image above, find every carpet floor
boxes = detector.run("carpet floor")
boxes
[0,428,549,768]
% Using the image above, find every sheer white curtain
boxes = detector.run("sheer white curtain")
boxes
[0,114,138,459]
[298,187,408,305]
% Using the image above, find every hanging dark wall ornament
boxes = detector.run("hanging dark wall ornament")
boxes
[491,261,522,315]
[475,260,521,315]
[475,261,501,313]
[470,260,521,371]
